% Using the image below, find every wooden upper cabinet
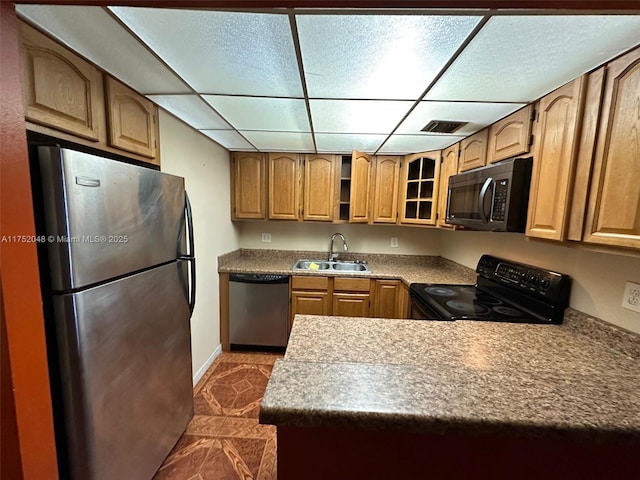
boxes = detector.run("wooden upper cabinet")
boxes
[303,154,336,222]
[487,105,534,164]
[399,150,441,226]
[371,155,401,224]
[268,153,300,220]
[349,151,372,223]
[583,47,640,249]
[458,129,488,172]
[231,152,266,220]
[20,22,104,141]
[526,77,587,241]
[105,77,158,160]
[438,144,459,229]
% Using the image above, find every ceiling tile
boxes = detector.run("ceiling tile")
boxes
[426,15,640,102]
[315,133,387,153]
[296,14,483,99]
[378,134,464,154]
[148,95,232,130]
[310,100,414,134]
[241,131,315,152]
[200,130,255,151]
[110,8,303,97]
[397,101,524,135]
[16,5,189,94]
[203,96,309,132]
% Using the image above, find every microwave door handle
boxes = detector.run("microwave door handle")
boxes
[479,177,493,223]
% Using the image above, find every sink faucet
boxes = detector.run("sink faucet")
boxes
[328,233,348,261]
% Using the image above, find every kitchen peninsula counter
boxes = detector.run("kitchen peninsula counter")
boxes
[260,315,640,479]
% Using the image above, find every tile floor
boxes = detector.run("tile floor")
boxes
[153,352,282,480]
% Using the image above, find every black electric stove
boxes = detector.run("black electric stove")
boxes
[409,255,571,324]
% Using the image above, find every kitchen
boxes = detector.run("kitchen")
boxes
[2,1,640,479]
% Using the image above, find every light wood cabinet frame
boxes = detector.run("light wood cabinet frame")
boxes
[303,154,336,222]
[20,22,104,142]
[526,76,587,241]
[231,152,267,220]
[105,76,158,159]
[583,48,640,249]
[268,152,301,220]
[487,105,534,164]
[458,129,488,172]
[438,144,459,229]
[371,155,401,224]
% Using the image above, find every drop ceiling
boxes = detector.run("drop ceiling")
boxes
[16,5,640,154]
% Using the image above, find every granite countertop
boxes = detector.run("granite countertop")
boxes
[218,249,477,285]
[260,315,640,443]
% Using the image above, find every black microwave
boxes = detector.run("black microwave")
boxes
[446,157,533,232]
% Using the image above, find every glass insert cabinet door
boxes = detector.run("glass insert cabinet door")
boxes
[400,150,441,225]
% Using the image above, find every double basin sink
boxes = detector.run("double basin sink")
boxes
[292,259,371,273]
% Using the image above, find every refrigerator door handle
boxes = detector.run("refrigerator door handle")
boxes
[181,192,196,315]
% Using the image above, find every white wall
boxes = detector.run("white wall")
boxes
[237,221,441,255]
[439,230,640,334]
[158,111,239,379]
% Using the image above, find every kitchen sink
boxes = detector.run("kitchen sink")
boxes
[292,259,371,273]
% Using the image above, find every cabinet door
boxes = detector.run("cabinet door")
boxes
[437,144,459,229]
[399,151,441,225]
[458,129,488,172]
[583,48,640,249]
[303,154,335,221]
[20,22,104,141]
[487,106,533,164]
[290,291,330,327]
[269,153,300,220]
[373,280,405,318]
[105,76,158,160]
[232,152,266,220]
[332,293,370,317]
[371,156,400,224]
[349,151,372,223]
[526,77,586,241]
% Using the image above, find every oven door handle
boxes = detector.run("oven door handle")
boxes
[479,177,493,224]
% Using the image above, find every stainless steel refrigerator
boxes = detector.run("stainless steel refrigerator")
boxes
[31,145,196,480]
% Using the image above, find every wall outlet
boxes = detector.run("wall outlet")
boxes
[261,233,272,243]
[621,281,640,313]
[390,237,398,248]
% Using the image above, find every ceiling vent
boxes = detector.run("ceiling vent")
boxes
[421,120,467,134]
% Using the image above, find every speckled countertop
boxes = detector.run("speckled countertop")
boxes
[260,316,640,443]
[218,248,477,285]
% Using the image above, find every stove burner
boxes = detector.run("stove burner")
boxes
[424,286,457,297]
[445,300,491,315]
[475,293,503,306]
[459,287,478,295]
[492,306,524,317]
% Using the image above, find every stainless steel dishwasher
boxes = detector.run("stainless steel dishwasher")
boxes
[229,273,290,348]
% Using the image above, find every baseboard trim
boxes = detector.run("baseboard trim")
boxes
[192,344,222,386]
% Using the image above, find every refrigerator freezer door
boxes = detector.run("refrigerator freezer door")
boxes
[37,146,186,291]
[52,261,193,480]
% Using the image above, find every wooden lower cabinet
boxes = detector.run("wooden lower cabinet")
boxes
[333,277,371,317]
[332,293,370,317]
[290,276,409,327]
[373,280,408,319]
[290,276,331,328]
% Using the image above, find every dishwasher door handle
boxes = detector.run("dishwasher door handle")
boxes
[229,274,289,284]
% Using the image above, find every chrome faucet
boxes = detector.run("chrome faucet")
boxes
[328,233,348,261]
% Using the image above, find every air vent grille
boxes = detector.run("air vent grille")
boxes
[421,120,467,134]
